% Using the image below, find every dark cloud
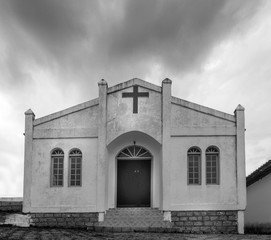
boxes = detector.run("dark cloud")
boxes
[0,0,264,90]
[108,0,262,73]
[5,0,93,55]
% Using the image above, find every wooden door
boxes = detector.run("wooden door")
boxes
[117,160,151,207]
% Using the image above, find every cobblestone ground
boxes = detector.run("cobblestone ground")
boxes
[0,227,271,240]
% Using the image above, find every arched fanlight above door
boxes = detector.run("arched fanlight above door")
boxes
[117,145,152,159]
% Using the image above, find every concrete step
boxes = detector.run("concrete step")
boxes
[97,208,173,229]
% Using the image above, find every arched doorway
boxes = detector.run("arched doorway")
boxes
[117,145,152,207]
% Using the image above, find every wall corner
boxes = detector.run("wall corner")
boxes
[96,79,108,212]
[23,109,35,213]
[161,78,172,210]
[234,104,246,210]
[238,210,245,234]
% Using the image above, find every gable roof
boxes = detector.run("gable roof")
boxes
[247,160,271,187]
[34,98,98,126]
[171,96,235,123]
[108,78,161,94]
[33,78,236,126]
[108,78,235,122]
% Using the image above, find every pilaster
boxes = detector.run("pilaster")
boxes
[23,109,35,213]
[234,104,246,212]
[238,210,245,234]
[161,78,172,211]
[96,79,108,214]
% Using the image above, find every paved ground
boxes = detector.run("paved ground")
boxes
[0,227,271,240]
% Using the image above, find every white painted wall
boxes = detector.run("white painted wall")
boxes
[107,86,162,144]
[27,104,99,213]
[171,104,235,129]
[31,138,98,212]
[169,100,239,210]
[35,107,98,130]
[245,174,271,225]
[170,136,237,210]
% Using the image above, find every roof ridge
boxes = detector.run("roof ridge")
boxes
[107,78,161,94]
[34,98,99,126]
[171,96,236,122]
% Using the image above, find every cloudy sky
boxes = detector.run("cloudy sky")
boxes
[0,0,270,197]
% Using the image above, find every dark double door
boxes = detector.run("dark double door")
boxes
[117,160,151,207]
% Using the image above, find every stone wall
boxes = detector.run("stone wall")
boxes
[171,210,238,234]
[30,213,98,229]
[0,200,22,213]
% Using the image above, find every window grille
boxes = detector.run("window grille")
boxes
[69,149,82,187]
[51,149,64,187]
[187,147,201,185]
[206,146,219,184]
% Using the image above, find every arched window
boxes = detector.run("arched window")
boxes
[117,145,152,159]
[51,148,64,187]
[69,149,82,187]
[187,147,201,185]
[206,146,219,184]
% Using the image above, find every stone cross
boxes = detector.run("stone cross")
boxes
[122,86,149,113]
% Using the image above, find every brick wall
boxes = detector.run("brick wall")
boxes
[171,210,238,234]
[30,213,98,229]
[0,200,22,213]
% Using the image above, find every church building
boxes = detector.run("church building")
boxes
[23,78,246,233]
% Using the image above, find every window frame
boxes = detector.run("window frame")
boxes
[50,148,64,187]
[187,147,202,185]
[205,146,220,185]
[68,148,82,187]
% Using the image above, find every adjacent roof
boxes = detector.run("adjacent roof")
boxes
[247,160,271,187]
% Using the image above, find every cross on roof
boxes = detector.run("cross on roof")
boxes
[122,86,149,113]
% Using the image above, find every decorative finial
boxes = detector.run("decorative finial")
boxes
[162,78,172,84]
[235,104,245,111]
[25,109,35,116]
[98,79,108,86]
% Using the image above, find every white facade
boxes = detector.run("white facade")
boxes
[23,78,246,232]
